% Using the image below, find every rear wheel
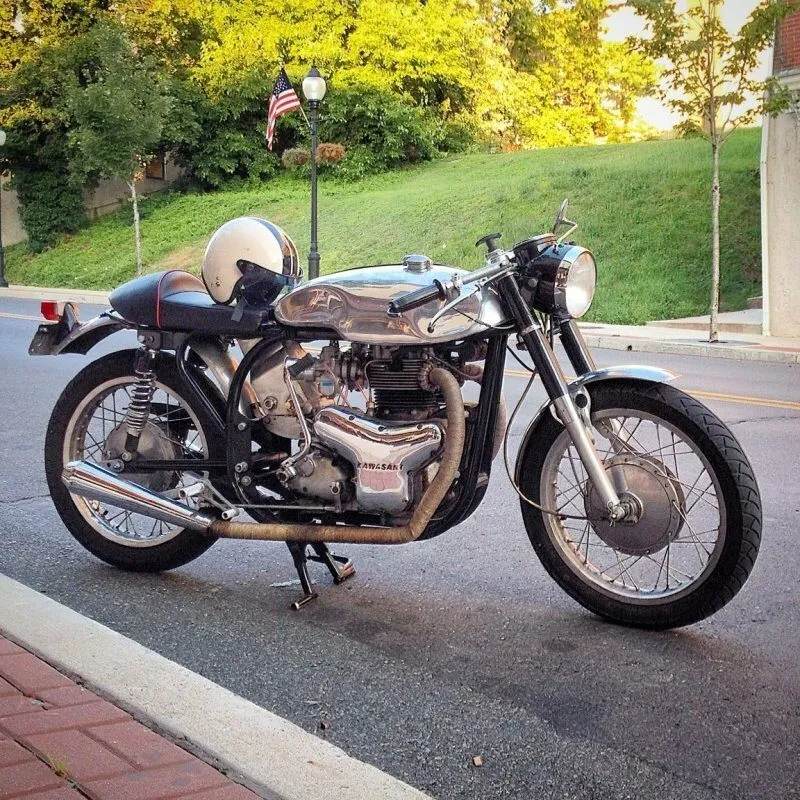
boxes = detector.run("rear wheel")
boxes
[518,380,761,629]
[45,350,223,572]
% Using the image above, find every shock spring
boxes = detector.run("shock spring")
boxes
[123,348,157,456]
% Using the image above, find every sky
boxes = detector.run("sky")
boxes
[604,0,773,130]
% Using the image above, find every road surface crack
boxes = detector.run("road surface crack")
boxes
[0,493,51,505]
[728,414,800,426]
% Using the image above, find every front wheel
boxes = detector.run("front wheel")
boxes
[518,380,761,629]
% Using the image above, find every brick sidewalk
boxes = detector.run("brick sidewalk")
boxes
[0,636,260,800]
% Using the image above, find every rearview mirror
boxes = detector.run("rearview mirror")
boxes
[552,198,569,233]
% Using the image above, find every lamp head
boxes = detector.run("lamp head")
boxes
[302,66,326,102]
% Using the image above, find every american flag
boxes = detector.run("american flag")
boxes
[266,68,301,150]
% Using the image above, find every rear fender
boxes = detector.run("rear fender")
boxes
[513,365,677,484]
[29,311,126,356]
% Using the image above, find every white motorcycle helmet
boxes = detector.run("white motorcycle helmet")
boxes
[201,217,301,306]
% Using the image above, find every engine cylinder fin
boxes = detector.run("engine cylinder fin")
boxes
[366,358,442,419]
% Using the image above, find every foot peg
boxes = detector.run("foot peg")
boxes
[286,542,356,610]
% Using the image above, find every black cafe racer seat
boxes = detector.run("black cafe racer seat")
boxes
[109,270,270,335]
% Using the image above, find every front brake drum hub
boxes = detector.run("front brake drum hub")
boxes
[584,454,685,556]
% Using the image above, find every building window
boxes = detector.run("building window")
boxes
[144,156,166,180]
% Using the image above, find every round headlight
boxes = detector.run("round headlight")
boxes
[564,250,596,318]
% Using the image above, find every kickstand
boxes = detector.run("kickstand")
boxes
[308,542,356,584]
[286,542,318,610]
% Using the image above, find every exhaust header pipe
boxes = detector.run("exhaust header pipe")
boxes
[62,461,214,533]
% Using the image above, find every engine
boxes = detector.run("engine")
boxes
[245,340,484,517]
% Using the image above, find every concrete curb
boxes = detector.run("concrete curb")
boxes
[0,285,110,304]
[581,331,800,365]
[0,574,431,800]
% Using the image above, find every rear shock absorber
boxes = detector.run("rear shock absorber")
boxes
[122,348,157,460]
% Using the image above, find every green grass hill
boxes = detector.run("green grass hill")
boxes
[5,129,762,325]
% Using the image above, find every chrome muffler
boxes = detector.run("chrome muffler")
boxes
[62,461,214,533]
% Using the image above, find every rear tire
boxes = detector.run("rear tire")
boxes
[518,380,761,629]
[45,349,223,572]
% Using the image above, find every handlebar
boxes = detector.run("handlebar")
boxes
[388,280,447,316]
[387,255,515,317]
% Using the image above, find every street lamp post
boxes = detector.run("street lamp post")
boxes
[302,66,326,281]
[0,127,7,288]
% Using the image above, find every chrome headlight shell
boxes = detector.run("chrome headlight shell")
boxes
[563,247,597,318]
[516,243,597,319]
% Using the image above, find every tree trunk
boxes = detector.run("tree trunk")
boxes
[709,139,721,344]
[128,178,143,277]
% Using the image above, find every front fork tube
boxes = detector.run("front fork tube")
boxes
[559,317,630,493]
[559,317,595,375]
[500,277,626,521]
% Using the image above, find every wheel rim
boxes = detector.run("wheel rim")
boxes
[540,407,726,604]
[63,377,209,548]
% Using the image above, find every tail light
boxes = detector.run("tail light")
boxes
[41,301,63,321]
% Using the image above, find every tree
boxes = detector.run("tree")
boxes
[64,22,168,276]
[628,0,797,342]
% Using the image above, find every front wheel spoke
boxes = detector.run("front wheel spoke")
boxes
[673,503,715,558]
[565,449,587,495]
[570,521,591,554]
[664,560,696,583]
[608,416,649,456]
[556,461,587,495]
[556,481,588,513]
[649,549,668,591]
[605,552,642,588]
[679,476,718,514]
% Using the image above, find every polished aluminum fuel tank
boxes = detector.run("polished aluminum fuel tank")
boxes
[274,262,508,345]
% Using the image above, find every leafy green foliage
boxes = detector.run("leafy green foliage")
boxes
[64,22,166,184]
[628,0,797,140]
[12,166,86,252]
[321,88,441,171]
[0,20,104,250]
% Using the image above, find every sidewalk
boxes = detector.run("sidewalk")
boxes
[0,575,430,800]
[1,285,799,364]
[0,635,259,800]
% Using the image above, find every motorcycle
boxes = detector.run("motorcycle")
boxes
[30,200,761,628]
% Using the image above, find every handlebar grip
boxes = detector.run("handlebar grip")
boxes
[388,281,446,316]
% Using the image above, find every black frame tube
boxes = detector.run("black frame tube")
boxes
[419,332,508,538]
[175,336,227,435]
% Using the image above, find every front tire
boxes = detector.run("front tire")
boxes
[45,349,223,572]
[518,380,761,629]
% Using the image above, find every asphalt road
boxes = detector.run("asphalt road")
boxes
[1,298,799,800]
